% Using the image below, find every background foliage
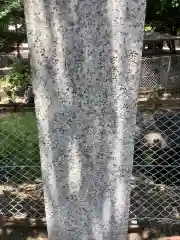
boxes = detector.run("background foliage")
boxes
[0,0,180,53]
[0,0,180,92]
[146,0,180,34]
[0,0,26,53]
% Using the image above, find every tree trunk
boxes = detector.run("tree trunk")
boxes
[15,23,21,59]
[24,0,146,239]
[16,41,21,59]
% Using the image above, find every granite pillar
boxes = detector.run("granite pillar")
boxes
[24,0,146,239]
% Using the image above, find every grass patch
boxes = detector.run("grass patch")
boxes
[0,112,41,183]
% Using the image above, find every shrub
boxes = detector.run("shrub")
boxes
[9,58,31,91]
[0,58,32,101]
[7,71,30,91]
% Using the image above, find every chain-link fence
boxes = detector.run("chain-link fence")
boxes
[1,53,180,88]
[0,54,14,69]
[140,55,180,90]
[130,107,180,223]
[0,110,45,220]
[1,104,180,225]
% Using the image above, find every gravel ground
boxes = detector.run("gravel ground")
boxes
[0,182,45,219]
[0,227,47,240]
[0,180,179,222]
[130,179,180,221]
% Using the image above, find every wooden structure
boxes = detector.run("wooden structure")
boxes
[143,31,180,55]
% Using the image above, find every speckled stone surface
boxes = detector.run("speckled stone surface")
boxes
[24,0,146,239]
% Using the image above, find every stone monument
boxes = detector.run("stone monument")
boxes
[24,0,146,239]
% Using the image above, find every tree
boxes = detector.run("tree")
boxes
[0,0,26,54]
[146,0,180,34]
[145,0,180,53]
[24,0,146,239]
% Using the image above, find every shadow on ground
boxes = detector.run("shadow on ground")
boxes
[2,223,180,240]
[0,182,45,218]
[0,226,47,240]
[140,221,180,239]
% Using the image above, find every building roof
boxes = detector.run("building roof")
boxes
[144,32,180,41]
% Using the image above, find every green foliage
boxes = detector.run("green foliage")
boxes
[146,0,180,34]
[0,0,26,53]
[0,0,23,20]
[11,58,30,75]
[0,0,180,56]
[5,71,30,91]
[0,112,40,183]
[0,27,26,52]
[144,25,153,32]
[9,58,31,89]
[0,58,31,100]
